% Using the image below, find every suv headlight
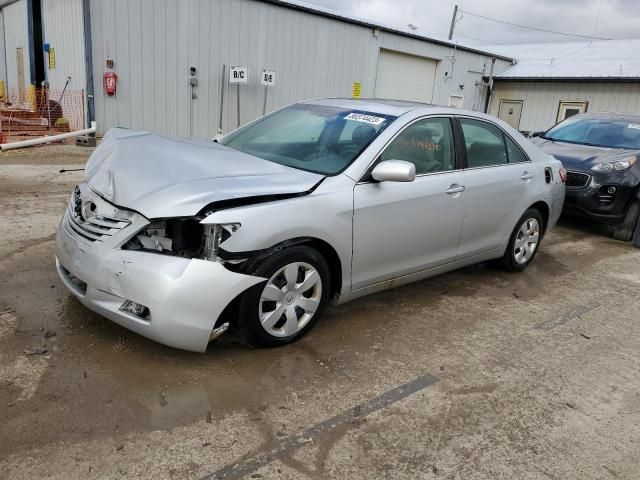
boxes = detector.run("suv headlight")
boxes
[591,156,637,173]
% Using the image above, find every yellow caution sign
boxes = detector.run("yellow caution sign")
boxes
[352,82,362,99]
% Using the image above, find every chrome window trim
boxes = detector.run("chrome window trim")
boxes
[462,162,533,172]
[356,114,458,184]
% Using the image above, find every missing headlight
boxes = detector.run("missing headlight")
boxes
[123,219,203,258]
[203,223,241,261]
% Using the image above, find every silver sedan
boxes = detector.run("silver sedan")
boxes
[55,99,566,352]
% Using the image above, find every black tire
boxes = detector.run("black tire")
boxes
[236,246,331,347]
[501,208,544,272]
[612,201,640,242]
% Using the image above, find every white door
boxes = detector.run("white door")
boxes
[374,49,437,103]
[352,117,466,290]
[557,101,587,123]
[498,100,523,130]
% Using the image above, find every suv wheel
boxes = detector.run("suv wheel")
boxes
[612,201,640,242]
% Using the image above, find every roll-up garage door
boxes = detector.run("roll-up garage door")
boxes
[374,49,438,103]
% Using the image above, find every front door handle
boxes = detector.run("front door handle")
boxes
[520,171,535,180]
[446,184,466,194]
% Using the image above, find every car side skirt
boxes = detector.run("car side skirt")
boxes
[334,247,502,305]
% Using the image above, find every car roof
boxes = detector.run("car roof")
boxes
[302,97,456,117]
[302,98,504,126]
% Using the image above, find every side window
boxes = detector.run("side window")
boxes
[505,135,529,163]
[460,119,508,168]
[380,117,455,174]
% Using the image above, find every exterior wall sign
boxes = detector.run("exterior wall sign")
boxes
[49,47,56,69]
[229,66,248,84]
[352,81,362,98]
[261,70,276,86]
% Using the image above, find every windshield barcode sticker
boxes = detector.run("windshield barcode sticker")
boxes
[628,123,640,130]
[344,113,385,125]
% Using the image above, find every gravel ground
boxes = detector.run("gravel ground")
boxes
[1,144,639,479]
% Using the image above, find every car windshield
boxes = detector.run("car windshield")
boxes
[543,116,640,149]
[221,104,396,175]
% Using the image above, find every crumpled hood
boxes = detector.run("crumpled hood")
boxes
[532,137,639,171]
[85,128,324,218]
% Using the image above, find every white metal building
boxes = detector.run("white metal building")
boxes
[88,0,513,137]
[0,0,32,101]
[0,0,513,138]
[488,40,640,134]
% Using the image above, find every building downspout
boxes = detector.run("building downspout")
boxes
[484,57,496,114]
[82,0,95,133]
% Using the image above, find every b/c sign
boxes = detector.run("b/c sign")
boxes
[261,70,276,87]
[229,66,248,84]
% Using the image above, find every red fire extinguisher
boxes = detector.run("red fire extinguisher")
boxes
[103,71,118,96]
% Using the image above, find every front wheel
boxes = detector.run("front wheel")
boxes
[612,201,640,242]
[501,209,544,272]
[236,246,330,347]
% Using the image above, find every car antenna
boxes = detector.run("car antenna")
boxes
[59,168,85,173]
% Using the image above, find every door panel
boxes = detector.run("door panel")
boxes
[352,173,466,290]
[457,164,534,257]
[455,117,536,258]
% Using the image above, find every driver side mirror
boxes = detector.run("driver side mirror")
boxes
[371,160,416,183]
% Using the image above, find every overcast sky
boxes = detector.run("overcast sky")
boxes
[303,0,640,45]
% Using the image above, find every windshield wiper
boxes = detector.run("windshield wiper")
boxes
[544,137,602,147]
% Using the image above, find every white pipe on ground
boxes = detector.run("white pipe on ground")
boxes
[0,122,97,151]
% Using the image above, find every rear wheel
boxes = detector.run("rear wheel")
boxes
[612,201,640,242]
[501,208,544,272]
[237,246,330,347]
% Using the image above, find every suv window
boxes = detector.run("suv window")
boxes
[380,117,455,174]
[461,119,508,168]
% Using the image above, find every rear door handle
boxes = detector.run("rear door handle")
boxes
[520,172,534,180]
[446,184,466,194]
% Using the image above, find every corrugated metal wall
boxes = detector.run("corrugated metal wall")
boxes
[3,0,30,95]
[42,0,86,92]
[90,0,510,137]
[490,81,640,132]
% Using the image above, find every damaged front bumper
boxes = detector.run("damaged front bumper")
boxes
[55,188,264,352]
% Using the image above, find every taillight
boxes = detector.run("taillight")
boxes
[559,167,567,183]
